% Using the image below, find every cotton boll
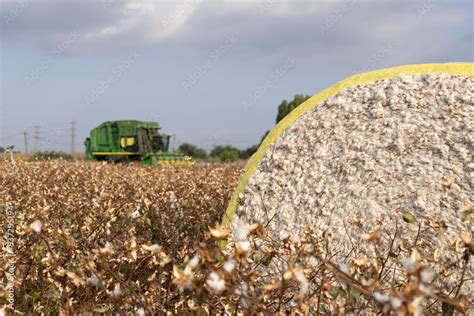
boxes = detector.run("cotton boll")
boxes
[186,255,199,270]
[87,273,100,287]
[206,272,225,293]
[223,260,236,273]
[30,220,42,233]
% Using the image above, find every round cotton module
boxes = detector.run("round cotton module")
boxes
[224,63,473,299]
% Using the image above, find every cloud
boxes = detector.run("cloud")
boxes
[1,0,206,47]
[1,0,471,62]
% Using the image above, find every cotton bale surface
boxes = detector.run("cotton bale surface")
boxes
[223,63,473,297]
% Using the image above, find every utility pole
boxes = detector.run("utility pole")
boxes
[33,125,40,152]
[70,121,76,153]
[24,131,29,153]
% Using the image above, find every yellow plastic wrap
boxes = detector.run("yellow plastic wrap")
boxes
[223,62,474,226]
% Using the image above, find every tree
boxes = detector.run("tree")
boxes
[219,149,239,163]
[276,100,289,124]
[178,143,207,159]
[0,147,4,154]
[210,145,240,163]
[210,145,234,157]
[259,94,311,146]
[276,94,311,124]
[239,145,259,159]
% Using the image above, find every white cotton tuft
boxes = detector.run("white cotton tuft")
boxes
[30,220,42,233]
[134,307,145,316]
[236,240,251,254]
[111,283,122,297]
[373,292,390,304]
[338,263,350,274]
[420,269,434,283]
[402,257,416,273]
[390,297,403,309]
[206,272,225,293]
[142,244,161,253]
[223,260,236,273]
[87,273,100,287]
[186,255,199,270]
[294,270,309,295]
[232,217,251,241]
[131,209,141,219]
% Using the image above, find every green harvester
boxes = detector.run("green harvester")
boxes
[85,120,191,165]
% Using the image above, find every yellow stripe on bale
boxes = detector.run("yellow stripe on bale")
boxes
[222,62,474,227]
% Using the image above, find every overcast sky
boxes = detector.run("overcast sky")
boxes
[0,0,472,152]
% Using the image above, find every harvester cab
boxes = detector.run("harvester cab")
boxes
[85,120,192,165]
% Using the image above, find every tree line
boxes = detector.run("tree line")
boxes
[179,94,310,162]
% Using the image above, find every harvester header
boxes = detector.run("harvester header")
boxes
[85,120,191,165]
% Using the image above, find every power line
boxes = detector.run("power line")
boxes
[70,121,76,153]
[37,138,78,146]
[24,131,29,153]
[0,132,23,140]
[33,125,41,152]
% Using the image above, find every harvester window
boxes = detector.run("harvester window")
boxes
[160,137,170,152]
[120,137,135,148]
